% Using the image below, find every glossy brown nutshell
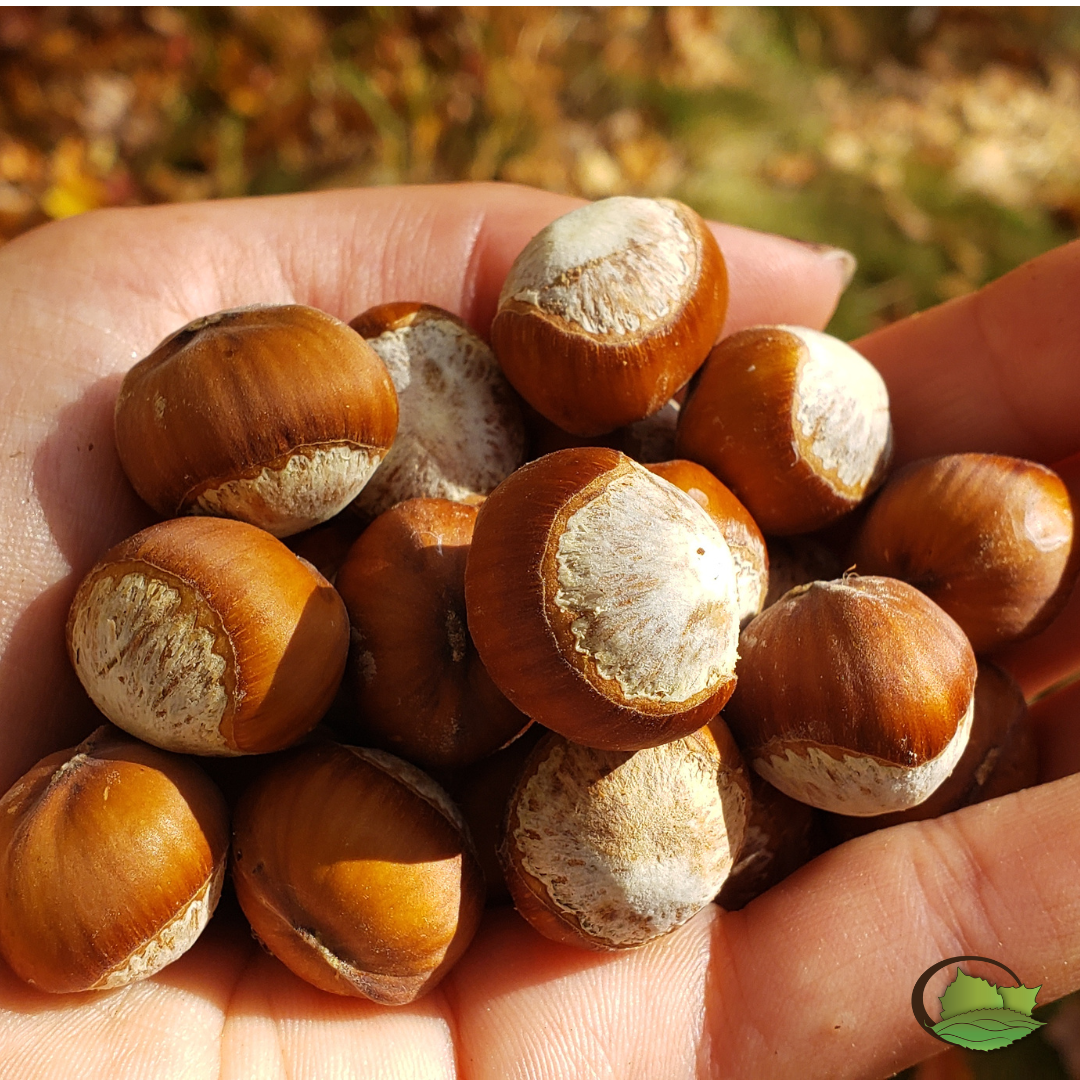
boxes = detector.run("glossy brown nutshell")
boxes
[646,458,768,626]
[0,725,228,993]
[824,661,1032,842]
[491,196,727,436]
[500,721,748,950]
[465,446,742,750]
[335,498,529,771]
[724,576,977,816]
[676,325,893,535]
[850,453,1078,652]
[348,302,526,519]
[231,741,485,1004]
[67,516,349,755]
[115,304,399,537]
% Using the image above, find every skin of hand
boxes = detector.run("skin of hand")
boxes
[0,182,1077,1080]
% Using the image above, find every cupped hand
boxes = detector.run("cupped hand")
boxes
[0,183,1077,1080]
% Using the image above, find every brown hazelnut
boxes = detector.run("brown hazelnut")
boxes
[231,741,485,1003]
[114,304,398,537]
[500,720,748,950]
[646,458,768,626]
[849,453,1079,652]
[0,725,228,993]
[348,302,526,519]
[676,325,893,534]
[465,447,742,750]
[66,516,349,755]
[335,497,529,771]
[491,196,727,436]
[724,576,977,816]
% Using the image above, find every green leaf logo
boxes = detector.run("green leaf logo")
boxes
[932,1007,1043,1051]
[938,968,1003,1018]
[999,983,1042,1016]
[913,962,1044,1053]
[911,959,1045,1049]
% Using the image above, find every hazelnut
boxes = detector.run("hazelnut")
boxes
[500,721,748,951]
[491,196,727,436]
[66,516,349,756]
[114,304,398,537]
[823,661,1030,842]
[646,458,768,626]
[348,302,526,519]
[231,741,485,1003]
[676,325,893,534]
[849,453,1079,652]
[0,725,228,993]
[465,447,742,750]
[724,575,977,816]
[335,497,529,771]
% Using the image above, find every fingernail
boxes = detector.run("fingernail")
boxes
[799,242,858,290]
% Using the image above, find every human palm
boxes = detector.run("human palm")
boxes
[0,183,1078,1079]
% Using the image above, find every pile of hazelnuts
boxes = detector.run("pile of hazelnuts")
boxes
[0,197,1075,1001]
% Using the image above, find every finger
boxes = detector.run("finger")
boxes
[7,183,851,348]
[855,238,1080,466]
[713,226,854,337]
[0,916,250,1080]
[446,906,717,1080]
[218,949,457,1080]
[707,775,1080,1078]
[449,778,1080,1079]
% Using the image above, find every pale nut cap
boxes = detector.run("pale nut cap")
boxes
[501,722,748,950]
[778,325,892,502]
[350,304,526,519]
[499,197,700,338]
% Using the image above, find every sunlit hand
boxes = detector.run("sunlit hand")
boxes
[0,182,1077,1080]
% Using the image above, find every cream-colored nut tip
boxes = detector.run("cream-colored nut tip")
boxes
[512,737,745,947]
[191,444,384,537]
[554,464,740,704]
[780,325,891,496]
[755,693,975,816]
[356,317,523,516]
[68,572,233,755]
[499,197,698,337]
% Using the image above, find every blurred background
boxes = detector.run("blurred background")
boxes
[0,7,1078,340]
[1,8,1078,1078]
